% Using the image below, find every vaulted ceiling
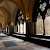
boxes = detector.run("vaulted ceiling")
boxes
[0,0,35,29]
[9,0,35,21]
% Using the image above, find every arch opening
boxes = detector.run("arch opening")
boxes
[14,10,26,34]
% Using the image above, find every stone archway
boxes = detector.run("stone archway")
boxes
[0,6,11,26]
[8,0,26,21]
[0,6,13,34]
[9,0,35,22]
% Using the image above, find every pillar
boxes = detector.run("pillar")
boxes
[26,22,34,36]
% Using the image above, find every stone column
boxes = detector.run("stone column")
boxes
[26,22,34,37]
[9,25,14,35]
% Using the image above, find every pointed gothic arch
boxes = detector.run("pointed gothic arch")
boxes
[0,6,11,26]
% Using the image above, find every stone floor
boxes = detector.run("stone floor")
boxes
[0,33,50,50]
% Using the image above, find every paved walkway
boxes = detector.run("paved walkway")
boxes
[0,33,50,50]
